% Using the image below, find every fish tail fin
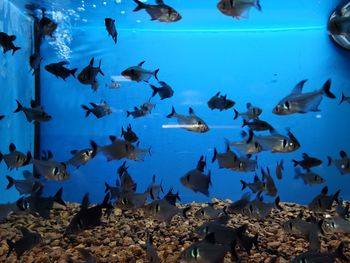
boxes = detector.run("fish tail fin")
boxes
[70,68,78,78]
[153,69,160,81]
[327,156,332,166]
[6,240,14,257]
[5,176,14,190]
[182,206,191,219]
[240,180,247,190]
[81,105,91,117]
[333,190,341,204]
[335,242,349,262]
[54,187,66,206]
[0,115,4,120]
[150,85,158,98]
[14,100,23,113]
[322,79,336,99]
[275,196,283,210]
[166,106,176,118]
[233,109,239,120]
[242,119,248,128]
[104,182,110,193]
[255,0,262,11]
[12,46,21,55]
[292,160,299,167]
[212,148,217,163]
[126,111,131,117]
[133,0,146,12]
[23,152,32,166]
[90,140,98,157]
[339,93,345,105]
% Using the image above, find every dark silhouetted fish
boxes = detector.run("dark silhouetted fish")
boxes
[105,180,121,201]
[292,153,322,170]
[133,0,181,22]
[39,8,57,37]
[0,143,32,170]
[328,150,350,175]
[116,190,150,210]
[0,200,23,222]
[93,137,134,162]
[242,118,274,132]
[240,174,266,194]
[0,32,21,55]
[147,175,164,200]
[261,167,277,197]
[243,194,282,220]
[78,57,104,91]
[29,53,42,75]
[226,192,251,214]
[104,18,117,44]
[194,203,227,220]
[308,186,340,212]
[207,92,235,111]
[212,139,239,169]
[164,187,181,206]
[122,61,159,82]
[294,168,324,185]
[14,100,52,123]
[121,124,139,143]
[81,101,112,119]
[6,227,41,259]
[150,81,174,100]
[45,61,77,80]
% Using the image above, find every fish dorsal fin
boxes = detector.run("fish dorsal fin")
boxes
[89,57,95,66]
[215,92,220,96]
[70,150,78,155]
[30,100,39,108]
[152,174,156,183]
[90,102,98,107]
[189,107,195,115]
[246,102,252,109]
[109,135,117,142]
[203,232,216,244]
[291,79,308,95]
[20,227,32,237]
[57,61,69,66]
[138,61,146,67]
[81,193,90,210]
[9,143,16,152]
[254,174,260,182]
[47,150,53,160]
[134,106,139,111]
[302,153,310,159]
[340,150,348,159]
[60,162,67,169]
[321,186,328,195]
[156,0,165,4]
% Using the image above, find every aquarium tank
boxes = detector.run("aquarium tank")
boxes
[1,0,350,262]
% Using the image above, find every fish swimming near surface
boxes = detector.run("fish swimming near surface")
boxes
[217,0,262,20]
[167,106,209,133]
[133,0,181,23]
[14,100,52,123]
[240,174,266,194]
[81,101,112,119]
[163,187,181,206]
[29,53,42,75]
[328,13,350,36]
[146,232,160,263]
[308,186,340,212]
[121,124,139,143]
[6,172,42,196]
[272,79,336,115]
[242,118,274,132]
[276,160,284,180]
[19,187,66,218]
[45,61,78,80]
[150,81,174,100]
[0,32,21,55]
[233,103,262,121]
[0,143,32,170]
[39,8,57,38]
[65,193,113,235]
[6,227,42,259]
[292,153,322,170]
[290,242,349,263]
[294,168,325,185]
[328,150,350,175]
[33,150,70,181]
[67,141,98,168]
[78,57,105,91]
[207,92,235,111]
[339,92,350,105]
[122,61,159,82]
[104,18,118,44]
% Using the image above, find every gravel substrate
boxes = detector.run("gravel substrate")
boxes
[0,199,349,263]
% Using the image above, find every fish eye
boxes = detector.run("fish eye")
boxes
[204,226,209,234]
[122,197,128,205]
[239,162,243,168]
[200,210,205,216]
[283,101,290,110]
[53,167,59,175]
[155,204,160,212]
[197,121,202,125]
[190,247,199,259]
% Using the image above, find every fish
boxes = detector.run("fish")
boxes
[39,8,57,37]
[323,216,350,234]
[308,186,340,212]
[146,233,160,263]
[0,115,4,120]
[133,0,181,23]
[65,193,112,235]
[196,156,207,172]
[81,101,112,119]
[247,128,300,153]
[273,79,336,115]
[122,61,159,82]
[194,203,227,220]
[229,132,262,155]
[207,92,235,111]
[292,153,322,170]
[104,18,117,44]
[242,118,274,132]
[233,103,262,121]
[93,137,134,162]
[290,242,349,263]
[226,192,251,214]
[212,140,239,169]
[240,174,266,194]
[126,106,148,119]
[339,92,350,105]
[328,14,350,35]
[6,173,42,196]
[0,143,32,170]
[144,198,189,223]
[232,155,258,172]
[65,248,98,263]
[0,200,23,222]
[276,160,284,180]
[147,175,164,200]
[33,151,70,181]
[243,194,282,220]
[328,150,350,175]
[29,53,42,75]
[118,162,137,192]
[126,142,151,161]
[150,81,174,100]
[45,61,78,80]
[294,168,325,185]
[19,187,66,218]
[67,141,98,168]
[236,231,259,255]
[0,32,21,55]
[104,180,121,201]
[179,232,236,263]
[6,227,41,259]
[14,100,52,123]
[217,0,262,20]
[121,124,139,143]
[180,160,211,196]
[167,106,209,133]
[116,190,150,210]
[164,187,181,206]
[261,167,278,197]
[78,58,105,91]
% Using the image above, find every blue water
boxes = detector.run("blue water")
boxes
[2,0,350,205]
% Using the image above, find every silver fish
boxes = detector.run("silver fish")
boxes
[180,167,211,197]
[207,92,235,111]
[232,155,258,172]
[78,58,104,91]
[294,168,324,185]
[273,79,336,115]
[94,137,134,162]
[116,191,149,210]
[240,174,266,194]
[14,100,52,123]
[67,141,98,168]
[81,101,112,119]
[122,61,159,82]
[105,18,117,44]
[29,53,42,75]
[0,32,21,55]
[229,133,262,155]
[323,216,350,234]
[276,160,284,180]
[233,102,262,121]
[328,14,350,35]
[150,81,174,100]
[146,174,164,200]
[212,140,239,169]
[167,106,209,133]
[339,92,350,105]
[133,0,181,23]
[217,0,262,20]
[308,186,340,212]
[226,192,251,214]
[6,173,42,196]
[126,142,151,161]
[0,143,32,170]
[328,150,350,175]
[194,203,226,220]
[144,198,189,223]
[243,194,282,220]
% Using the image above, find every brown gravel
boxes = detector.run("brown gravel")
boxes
[0,200,349,263]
